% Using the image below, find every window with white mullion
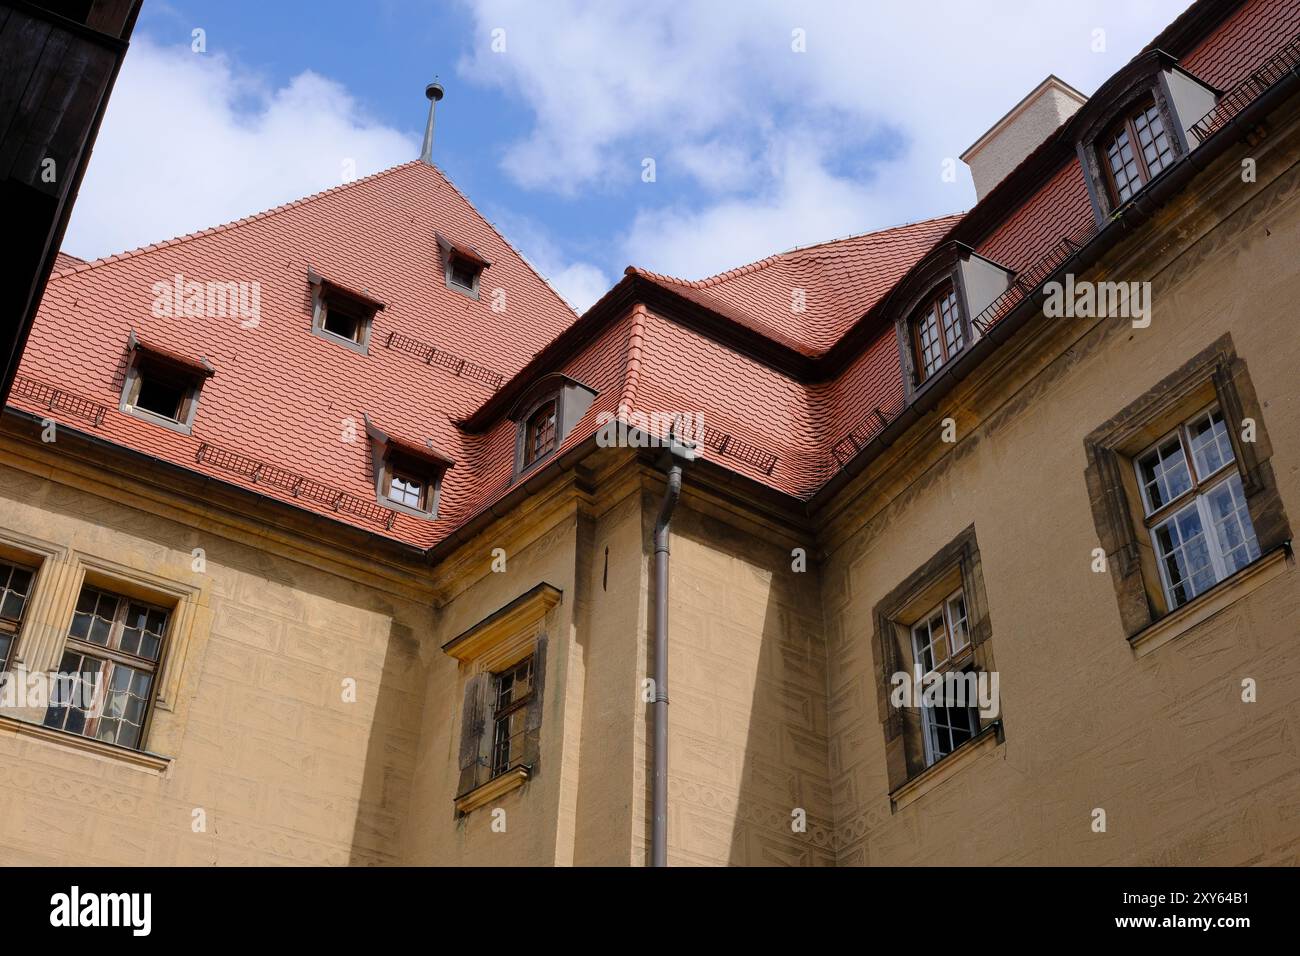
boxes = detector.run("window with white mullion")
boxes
[1138,404,1260,611]
[909,586,978,766]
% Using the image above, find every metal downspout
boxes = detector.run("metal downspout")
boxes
[652,459,682,867]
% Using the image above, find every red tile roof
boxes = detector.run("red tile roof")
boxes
[9,0,1292,551]
[53,252,85,272]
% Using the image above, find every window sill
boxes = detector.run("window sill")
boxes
[1129,546,1291,658]
[889,720,1003,813]
[455,766,529,815]
[310,326,370,355]
[121,405,193,435]
[0,712,171,774]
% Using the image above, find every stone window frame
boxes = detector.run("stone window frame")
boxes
[870,524,1002,798]
[443,583,561,816]
[0,535,199,773]
[1083,334,1291,640]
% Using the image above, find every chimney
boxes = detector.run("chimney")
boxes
[419,79,445,165]
[960,75,1087,201]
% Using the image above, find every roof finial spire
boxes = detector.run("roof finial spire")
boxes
[420,79,445,165]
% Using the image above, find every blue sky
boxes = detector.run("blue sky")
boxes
[65,0,1191,310]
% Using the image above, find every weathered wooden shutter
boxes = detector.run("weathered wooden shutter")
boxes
[457,673,489,796]
[521,635,547,772]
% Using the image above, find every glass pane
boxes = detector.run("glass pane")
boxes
[1205,474,1261,576]
[1138,436,1192,512]
[9,567,32,595]
[1186,408,1234,480]
[947,593,969,652]
[0,591,25,621]
[68,611,91,640]
[1153,501,1215,608]
[87,616,111,646]
[119,627,142,656]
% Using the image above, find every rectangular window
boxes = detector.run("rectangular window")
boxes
[1103,96,1175,205]
[524,400,558,466]
[1084,338,1290,640]
[490,656,534,778]
[449,255,480,292]
[121,354,204,430]
[0,559,36,672]
[1136,405,1260,610]
[910,283,963,383]
[386,471,426,509]
[909,587,979,765]
[44,585,169,751]
[322,303,364,343]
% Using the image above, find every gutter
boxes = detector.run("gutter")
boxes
[812,57,1300,511]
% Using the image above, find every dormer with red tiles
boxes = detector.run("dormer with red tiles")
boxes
[883,242,1015,399]
[1068,49,1219,223]
[308,267,386,355]
[436,231,491,300]
[364,413,455,519]
[119,331,215,435]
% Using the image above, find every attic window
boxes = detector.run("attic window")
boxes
[1069,50,1218,223]
[524,399,558,467]
[322,301,366,343]
[910,282,963,383]
[380,458,437,514]
[1101,96,1175,205]
[309,269,384,355]
[437,232,491,299]
[448,254,480,293]
[119,337,213,434]
[364,415,452,519]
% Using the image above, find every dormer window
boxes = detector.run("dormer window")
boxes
[449,255,480,293]
[119,333,214,434]
[911,282,963,382]
[890,243,1014,400]
[1101,96,1175,205]
[381,461,434,512]
[1069,50,1218,224]
[524,400,558,467]
[437,231,491,300]
[308,268,384,355]
[321,301,366,343]
[502,374,598,477]
[364,415,452,519]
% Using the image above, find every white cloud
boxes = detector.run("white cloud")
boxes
[546,261,613,312]
[624,137,891,279]
[460,0,1191,278]
[483,207,612,311]
[62,37,416,260]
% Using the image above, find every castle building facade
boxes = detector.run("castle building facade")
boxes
[1,0,1298,865]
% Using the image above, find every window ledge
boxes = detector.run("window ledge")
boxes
[455,766,529,815]
[1129,546,1291,658]
[890,720,1003,813]
[0,713,171,774]
[122,405,193,435]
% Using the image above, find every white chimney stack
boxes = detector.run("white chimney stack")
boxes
[961,75,1087,201]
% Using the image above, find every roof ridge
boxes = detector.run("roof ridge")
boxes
[633,211,966,290]
[50,161,424,281]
